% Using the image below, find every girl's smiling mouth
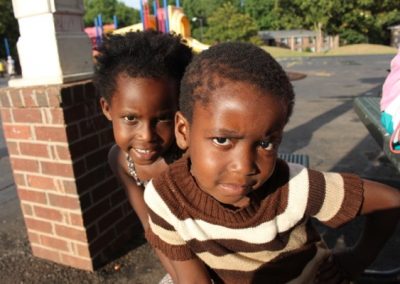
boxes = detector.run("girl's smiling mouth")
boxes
[132,147,158,161]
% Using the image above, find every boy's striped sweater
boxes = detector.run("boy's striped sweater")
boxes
[145,157,363,283]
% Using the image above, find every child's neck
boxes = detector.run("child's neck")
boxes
[134,157,167,182]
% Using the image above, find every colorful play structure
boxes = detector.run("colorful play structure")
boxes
[85,0,209,53]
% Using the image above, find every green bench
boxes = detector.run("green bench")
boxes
[353,96,400,172]
[352,97,400,282]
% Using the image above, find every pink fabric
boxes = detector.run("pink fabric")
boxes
[381,48,400,111]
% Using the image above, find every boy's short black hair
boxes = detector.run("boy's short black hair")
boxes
[180,42,295,123]
[94,30,193,102]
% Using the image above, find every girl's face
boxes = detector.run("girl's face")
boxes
[101,74,177,166]
[176,80,287,208]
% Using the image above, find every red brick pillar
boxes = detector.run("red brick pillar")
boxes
[0,81,140,271]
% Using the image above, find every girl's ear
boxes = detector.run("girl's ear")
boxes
[175,111,190,151]
[100,97,112,121]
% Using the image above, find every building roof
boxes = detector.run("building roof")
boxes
[388,24,400,30]
[258,29,317,39]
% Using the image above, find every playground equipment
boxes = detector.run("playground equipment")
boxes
[113,2,209,53]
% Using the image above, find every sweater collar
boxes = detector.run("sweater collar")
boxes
[167,156,272,224]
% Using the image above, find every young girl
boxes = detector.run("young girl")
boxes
[144,42,400,283]
[95,30,191,229]
[94,31,192,281]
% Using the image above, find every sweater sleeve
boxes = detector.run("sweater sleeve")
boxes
[144,180,195,261]
[306,169,364,228]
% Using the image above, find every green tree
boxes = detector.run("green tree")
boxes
[288,0,340,51]
[83,0,140,28]
[182,0,226,20]
[182,0,254,41]
[242,0,311,31]
[115,1,141,27]
[205,2,260,44]
[182,0,400,46]
[244,0,288,30]
[326,0,400,45]
[327,1,374,44]
[0,0,19,59]
[182,0,225,40]
[369,8,400,45]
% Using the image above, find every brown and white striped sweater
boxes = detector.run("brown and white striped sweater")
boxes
[144,157,363,284]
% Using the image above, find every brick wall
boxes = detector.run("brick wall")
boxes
[0,80,140,271]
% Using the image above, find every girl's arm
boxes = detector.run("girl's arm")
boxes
[108,145,149,229]
[154,248,212,284]
[109,145,178,279]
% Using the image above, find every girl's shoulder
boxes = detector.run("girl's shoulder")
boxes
[108,144,130,176]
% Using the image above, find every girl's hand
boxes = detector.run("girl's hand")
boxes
[315,255,349,284]
[315,248,365,284]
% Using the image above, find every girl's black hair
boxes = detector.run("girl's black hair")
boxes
[94,30,193,102]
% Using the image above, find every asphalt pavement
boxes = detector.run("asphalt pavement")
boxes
[0,55,399,282]
[279,54,399,182]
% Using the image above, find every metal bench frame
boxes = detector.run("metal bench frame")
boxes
[278,153,309,167]
[353,96,400,171]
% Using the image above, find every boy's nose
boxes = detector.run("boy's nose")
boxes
[230,146,257,176]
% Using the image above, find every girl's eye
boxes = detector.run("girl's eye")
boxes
[212,137,231,146]
[124,115,137,122]
[259,140,274,151]
[158,116,173,123]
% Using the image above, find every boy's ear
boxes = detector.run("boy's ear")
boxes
[100,97,112,121]
[175,111,190,151]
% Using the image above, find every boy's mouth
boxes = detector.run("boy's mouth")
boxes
[219,183,252,196]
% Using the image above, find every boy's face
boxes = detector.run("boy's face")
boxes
[176,80,287,208]
[101,75,177,166]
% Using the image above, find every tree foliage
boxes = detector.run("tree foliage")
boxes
[204,2,260,44]
[182,0,226,21]
[243,0,400,45]
[328,0,400,45]
[83,0,140,27]
[242,0,282,30]
[0,0,19,59]
[291,0,340,51]
[1,0,398,62]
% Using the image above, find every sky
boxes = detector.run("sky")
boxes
[119,0,140,9]
[119,1,183,10]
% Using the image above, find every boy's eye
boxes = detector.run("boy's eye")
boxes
[259,140,274,151]
[212,137,231,146]
[124,115,137,122]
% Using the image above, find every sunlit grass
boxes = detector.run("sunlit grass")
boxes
[261,46,314,58]
[261,43,397,58]
[325,44,397,56]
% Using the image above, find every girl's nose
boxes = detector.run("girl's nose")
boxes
[137,121,154,142]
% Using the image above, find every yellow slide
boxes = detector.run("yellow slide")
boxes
[113,5,209,53]
[184,37,209,53]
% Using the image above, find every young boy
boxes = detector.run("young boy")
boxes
[144,42,400,283]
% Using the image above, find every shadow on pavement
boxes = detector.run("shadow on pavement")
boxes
[283,99,353,152]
